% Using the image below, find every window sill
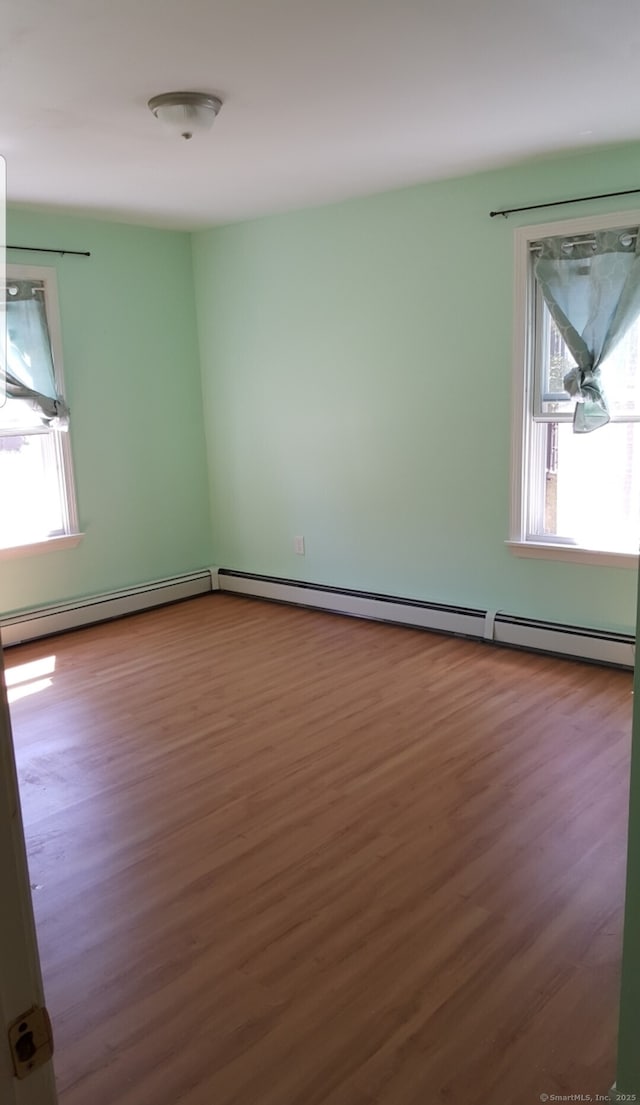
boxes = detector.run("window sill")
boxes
[0,533,85,561]
[506,540,638,568]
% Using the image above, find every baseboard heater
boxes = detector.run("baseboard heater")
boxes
[218,570,635,669]
[1,567,634,668]
[0,569,216,648]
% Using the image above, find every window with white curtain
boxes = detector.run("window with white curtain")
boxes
[0,265,80,554]
[510,212,640,564]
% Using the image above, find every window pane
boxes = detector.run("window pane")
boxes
[540,421,640,552]
[0,434,66,547]
[605,319,640,416]
[0,395,47,433]
[539,311,577,415]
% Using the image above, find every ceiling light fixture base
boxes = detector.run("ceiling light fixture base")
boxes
[148,91,223,140]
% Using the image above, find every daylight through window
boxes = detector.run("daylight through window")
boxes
[512,213,640,561]
[0,266,79,551]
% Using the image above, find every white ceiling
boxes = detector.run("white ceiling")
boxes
[1,0,640,230]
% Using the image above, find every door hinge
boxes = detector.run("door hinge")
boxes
[8,1005,54,1079]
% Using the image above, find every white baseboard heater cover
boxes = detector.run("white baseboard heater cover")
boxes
[1,567,633,668]
[1,569,217,648]
[218,570,635,669]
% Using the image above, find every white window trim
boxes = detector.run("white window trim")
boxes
[509,209,640,569]
[0,533,84,561]
[505,541,638,569]
[2,264,82,556]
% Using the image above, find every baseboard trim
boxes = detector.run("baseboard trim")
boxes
[218,570,635,669]
[1,568,219,648]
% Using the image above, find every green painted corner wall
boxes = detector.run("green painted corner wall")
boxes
[192,142,640,633]
[1,210,213,615]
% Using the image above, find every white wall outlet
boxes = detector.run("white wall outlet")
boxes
[294,535,305,555]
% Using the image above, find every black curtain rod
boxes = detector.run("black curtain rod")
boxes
[489,187,640,219]
[7,245,91,257]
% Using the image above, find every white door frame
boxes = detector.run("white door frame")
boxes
[0,648,58,1105]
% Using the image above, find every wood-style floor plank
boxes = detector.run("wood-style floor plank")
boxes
[5,593,633,1105]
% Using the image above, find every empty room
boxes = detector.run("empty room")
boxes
[2,2,640,1104]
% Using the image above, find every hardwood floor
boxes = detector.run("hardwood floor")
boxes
[5,593,633,1105]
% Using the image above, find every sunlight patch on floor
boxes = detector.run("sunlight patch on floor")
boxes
[5,655,56,703]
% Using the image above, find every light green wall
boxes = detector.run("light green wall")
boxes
[3,148,640,1092]
[192,142,640,633]
[1,210,213,615]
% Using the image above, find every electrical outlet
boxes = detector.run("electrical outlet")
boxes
[294,535,305,555]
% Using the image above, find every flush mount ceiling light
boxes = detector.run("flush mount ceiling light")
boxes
[148,91,223,140]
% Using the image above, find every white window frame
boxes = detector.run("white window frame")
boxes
[0,264,82,559]
[508,209,640,569]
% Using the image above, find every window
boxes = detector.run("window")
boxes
[0,265,80,555]
[510,212,640,565]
